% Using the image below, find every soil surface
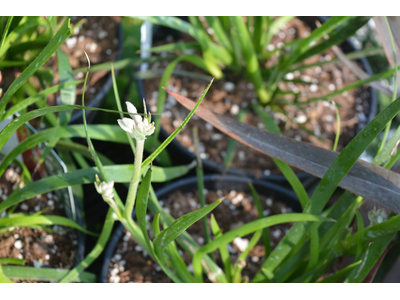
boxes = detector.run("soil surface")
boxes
[143,18,371,178]
[1,16,121,127]
[45,16,121,115]
[0,161,79,283]
[107,187,294,283]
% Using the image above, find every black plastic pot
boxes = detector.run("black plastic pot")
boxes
[99,174,301,283]
[25,122,86,266]
[136,17,378,186]
[0,118,86,268]
[68,21,124,125]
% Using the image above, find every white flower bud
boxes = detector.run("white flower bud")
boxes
[117,102,155,141]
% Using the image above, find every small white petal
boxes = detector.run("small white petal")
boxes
[126,101,137,115]
[117,118,135,134]
[126,102,142,124]
[143,118,149,126]
[137,122,144,133]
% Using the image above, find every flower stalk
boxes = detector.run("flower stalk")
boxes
[117,101,155,221]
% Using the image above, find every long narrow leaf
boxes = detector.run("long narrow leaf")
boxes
[0,19,72,119]
[166,89,400,214]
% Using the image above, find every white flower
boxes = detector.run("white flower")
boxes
[94,175,114,201]
[117,102,155,141]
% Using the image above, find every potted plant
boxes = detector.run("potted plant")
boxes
[0,17,96,282]
[100,174,301,283]
[132,16,378,182]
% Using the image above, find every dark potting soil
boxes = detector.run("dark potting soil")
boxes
[45,16,121,115]
[107,188,294,283]
[0,162,80,283]
[143,18,372,178]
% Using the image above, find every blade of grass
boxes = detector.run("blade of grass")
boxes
[0,215,96,236]
[2,265,96,282]
[210,214,232,282]
[193,213,333,283]
[0,18,72,120]
[168,89,400,215]
[377,17,399,155]
[249,182,271,258]
[0,16,13,54]
[229,16,269,103]
[193,125,213,256]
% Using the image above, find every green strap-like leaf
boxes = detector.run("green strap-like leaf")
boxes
[2,265,96,283]
[0,164,189,214]
[0,18,72,120]
[154,200,221,266]
[0,215,96,236]
[193,213,333,283]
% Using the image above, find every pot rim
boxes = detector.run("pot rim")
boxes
[99,173,300,283]
[136,16,378,183]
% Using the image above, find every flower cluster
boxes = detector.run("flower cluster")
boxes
[117,102,155,141]
[94,174,114,202]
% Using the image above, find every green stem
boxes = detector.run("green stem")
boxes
[124,139,145,221]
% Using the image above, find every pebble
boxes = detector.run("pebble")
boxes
[199,153,209,160]
[263,209,271,216]
[45,254,50,260]
[14,240,23,250]
[281,207,287,214]
[278,31,286,39]
[197,237,205,245]
[65,37,77,48]
[205,123,213,131]
[223,82,235,92]
[211,133,223,141]
[20,203,29,211]
[98,30,108,39]
[33,260,43,268]
[266,198,273,207]
[14,234,19,239]
[17,254,23,259]
[114,254,122,261]
[226,244,237,254]
[45,235,54,243]
[231,193,244,205]
[155,264,162,272]
[328,83,336,91]
[285,73,294,80]
[230,104,240,116]
[238,151,246,161]
[288,27,296,35]
[295,134,302,141]
[233,237,249,252]
[263,169,271,176]
[294,114,307,124]
[267,44,275,51]
[123,232,131,242]
[34,205,41,212]
[251,256,260,263]
[105,49,112,55]
[272,229,282,238]
[309,84,318,93]
[257,122,265,129]
[109,275,120,283]
[356,104,364,112]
